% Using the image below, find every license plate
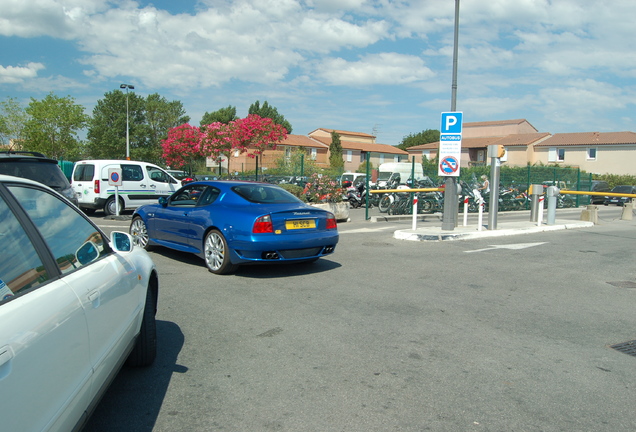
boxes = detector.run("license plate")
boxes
[286,219,316,230]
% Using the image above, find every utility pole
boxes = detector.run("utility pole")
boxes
[441,0,461,230]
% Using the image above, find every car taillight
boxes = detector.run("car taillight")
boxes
[326,214,337,230]
[94,179,100,193]
[253,215,273,233]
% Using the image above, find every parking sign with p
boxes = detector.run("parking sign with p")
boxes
[441,112,463,134]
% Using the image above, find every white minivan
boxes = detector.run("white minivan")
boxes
[376,162,425,187]
[72,160,179,215]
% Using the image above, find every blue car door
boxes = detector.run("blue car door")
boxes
[152,185,209,251]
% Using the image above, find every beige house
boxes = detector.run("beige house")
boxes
[534,132,636,175]
[407,119,636,175]
[211,119,636,177]
[209,134,330,174]
[308,128,409,172]
[407,119,549,167]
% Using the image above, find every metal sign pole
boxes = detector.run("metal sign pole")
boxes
[115,186,120,216]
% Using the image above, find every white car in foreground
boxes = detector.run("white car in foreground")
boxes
[0,174,159,431]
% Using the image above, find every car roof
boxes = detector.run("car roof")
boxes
[0,151,57,164]
[189,180,276,188]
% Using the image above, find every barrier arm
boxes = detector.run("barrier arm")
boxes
[560,190,636,199]
[369,188,444,194]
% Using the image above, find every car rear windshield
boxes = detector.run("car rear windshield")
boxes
[0,160,70,190]
[232,184,302,204]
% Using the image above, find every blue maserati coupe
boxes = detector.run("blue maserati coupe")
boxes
[130,180,339,274]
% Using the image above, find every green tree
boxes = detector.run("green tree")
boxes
[22,93,89,160]
[272,147,320,177]
[87,91,188,164]
[328,131,344,171]
[201,105,238,125]
[397,129,440,150]
[248,100,292,133]
[138,93,189,163]
[357,159,374,174]
[0,97,28,149]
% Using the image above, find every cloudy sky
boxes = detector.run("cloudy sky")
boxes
[1,0,635,146]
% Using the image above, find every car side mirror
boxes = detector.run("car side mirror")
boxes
[158,196,168,207]
[76,240,100,265]
[111,231,133,253]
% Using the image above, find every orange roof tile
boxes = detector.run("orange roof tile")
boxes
[309,128,376,139]
[407,132,552,151]
[279,134,328,148]
[310,136,408,155]
[535,132,636,147]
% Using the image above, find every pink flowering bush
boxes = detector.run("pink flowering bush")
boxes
[303,173,343,203]
[162,115,287,168]
[162,123,203,168]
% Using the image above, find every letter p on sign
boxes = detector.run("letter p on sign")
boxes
[441,112,463,134]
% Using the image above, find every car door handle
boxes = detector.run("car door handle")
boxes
[88,290,101,308]
[150,184,156,188]
[0,345,14,380]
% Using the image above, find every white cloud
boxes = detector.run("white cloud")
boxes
[1,0,636,143]
[0,63,45,84]
[317,53,434,86]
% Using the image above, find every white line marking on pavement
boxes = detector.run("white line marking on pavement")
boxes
[464,242,547,253]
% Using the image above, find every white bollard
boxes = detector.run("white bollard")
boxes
[537,195,544,226]
[463,196,469,226]
[478,199,484,231]
[412,196,418,230]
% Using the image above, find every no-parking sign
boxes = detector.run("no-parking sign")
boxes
[439,156,459,175]
[108,168,123,186]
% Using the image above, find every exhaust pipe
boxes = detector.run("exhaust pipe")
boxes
[262,251,280,260]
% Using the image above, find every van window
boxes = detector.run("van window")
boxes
[122,164,144,181]
[73,164,95,182]
[146,166,169,183]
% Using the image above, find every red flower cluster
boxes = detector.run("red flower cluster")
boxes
[162,115,287,168]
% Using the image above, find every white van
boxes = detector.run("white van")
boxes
[340,172,367,186]
[71,159,179,215]
[376,162,425,187]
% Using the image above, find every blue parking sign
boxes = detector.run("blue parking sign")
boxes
[440,112,463,134]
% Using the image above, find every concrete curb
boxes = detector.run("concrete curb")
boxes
[393,221,594,242]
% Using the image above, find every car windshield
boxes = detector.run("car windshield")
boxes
[377,172,391,181]
[0,160,70,190]
[168,171,188,180]
[612,186,634,193]
[232,184,303,204]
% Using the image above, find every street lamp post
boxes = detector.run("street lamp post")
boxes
[120,84,135,160]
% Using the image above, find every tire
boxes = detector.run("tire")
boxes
[104,196,125,215]
[387,201,398,215]
[378,195,392,213]
[130,216,153,250]
[420,199,435,214]
[204,229,238,275]
[126,287,157,367]
[349,197,359,209]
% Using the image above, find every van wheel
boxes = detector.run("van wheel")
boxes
[104,196,125,216]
